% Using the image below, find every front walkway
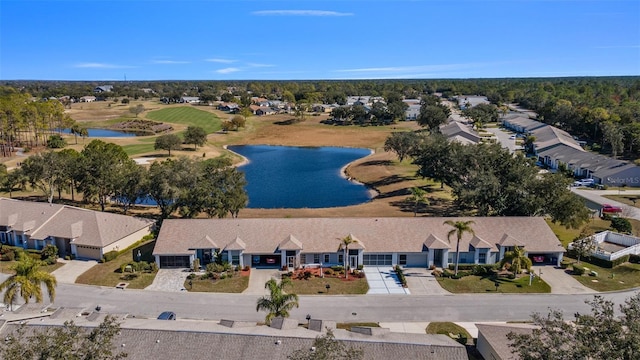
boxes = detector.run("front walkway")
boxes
[145,269,190,292]
[242,268,281,295]
[51,259,98,284]
[364,266,410,294]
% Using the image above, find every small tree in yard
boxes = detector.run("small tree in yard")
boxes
[406,186,429,217]
[129,104,145,117]
[183,126,207,150]
[499,246,532,276]
[339,235,358,279]
[256,278,299,324]
[572,227,596,264]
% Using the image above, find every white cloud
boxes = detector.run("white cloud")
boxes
[216,67,241,74]
[206,58,237,64]
[246,62,274,68]
[252,10,353,16]
[152,60,190,64]
[74,62,133,69]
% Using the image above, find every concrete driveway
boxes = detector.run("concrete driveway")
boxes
[364,266,410,294]
[51,259,98,284]
[483,127,520,153]
[242,268,281,295]
[404,268,451,295]
[535,265,596,294]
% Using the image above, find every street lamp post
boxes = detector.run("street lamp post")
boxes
[306,314,311,325]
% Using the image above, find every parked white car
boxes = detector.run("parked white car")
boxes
[573,179,595,187]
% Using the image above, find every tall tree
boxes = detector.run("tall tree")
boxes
[77,140,134,212]
[183,126,207,150]
[384,131,421,162]
[256,278,299,325]
[20,151,63,204]
[444,220,475,276]
[0,254,57,309]
[154,133,182,156]
[508,294,640,360]
[339,235,358,279]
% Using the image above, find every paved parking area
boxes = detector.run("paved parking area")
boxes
[364,266,410,294]
[145,269,191,292]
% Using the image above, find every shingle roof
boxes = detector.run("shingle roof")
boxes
[154,217,564,256]
[279,235,303,250]
[1,319,467,360]
[188,235,218,250]
[470,235,493,249]
[224,236,246,251]
[0,198,153,248]
[476,323,536,360]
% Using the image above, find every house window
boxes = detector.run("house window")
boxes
[399,254,407,265]
[231,254,240,265]
[479,252,486,264]
[362,254,393,266]
[324,254,330,263]
[313,254,320,263]
[338,254,344,264]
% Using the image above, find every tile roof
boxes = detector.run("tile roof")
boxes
[153,217,564,256]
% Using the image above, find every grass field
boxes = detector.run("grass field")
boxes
[426,322,471,340]
[146,107,222,134]
[185,273,250,293]
[566,260,640,291]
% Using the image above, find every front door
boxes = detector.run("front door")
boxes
[287,256,296,269]
[433,249,443,268]
[349,255,358,269]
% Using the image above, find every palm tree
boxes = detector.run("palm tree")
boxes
[256,278,299,324]
[0,254,57,310]
[444,220,475,276]
[339,235,358,279]
[500,246,532,276]
[407,186,429,217]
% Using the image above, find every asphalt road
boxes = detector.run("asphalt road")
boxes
[19,281,637,323]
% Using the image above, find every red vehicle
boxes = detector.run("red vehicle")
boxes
[601,204,623,214]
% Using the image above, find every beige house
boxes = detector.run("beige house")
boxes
[153,217,565,269]
[476,323,536,360]
[0,198,154,260]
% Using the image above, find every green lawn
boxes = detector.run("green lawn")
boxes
[545,218,612,247]
[75,241,157,289]
[0,260,64,274]
[336,322,380,331]
[437,274,551,293]
[146,107,222,134]
[185,274,249,293]
[567,260,640,292]
[122,143,157,156]
[287,275,369,295]
[426,322,471,342]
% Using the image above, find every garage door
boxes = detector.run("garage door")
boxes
[363,254,392,266]
[160,256,191,268]
[75,245,102,260]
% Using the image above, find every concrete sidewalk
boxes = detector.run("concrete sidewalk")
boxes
[51,259,98,284]
[379,321,505,339]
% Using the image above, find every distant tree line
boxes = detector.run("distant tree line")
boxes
[2,140,248,219]
[3,76,639,156]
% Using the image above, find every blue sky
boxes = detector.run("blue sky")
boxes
[1,0,639,80]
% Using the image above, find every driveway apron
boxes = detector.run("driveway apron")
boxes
[403,268,451,295]
[364,266,410,294]
[242,268,281,295]
[51,259,98,284]
[145,269,190,292]
[536,265,595,294]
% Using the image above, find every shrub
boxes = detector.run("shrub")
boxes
[456,333,468,345]
[357,264,364,270]
[41,245,58,260]
[220,274,227,280]
[187,273,196,280]
[560,259,572,269]
[630,254,640,264]
[27,252,41,261]
[331,265,344,272]
[429,264,437,270]
[394,265,407,287]
[442,269,454,278]
[103,251,118,262]
[611,217,632,234]
[206,263,225,274]
[2,250,16,261]
[573,264,586,276]
[243,265,250,271]
[200,273,210,280]
[47,134,66,149]
[121,273,138,281]
[432,269,443,277]
[324,268,334,276]
[150,262,158,272]
[66,255,72,261]
[448,264,496,272]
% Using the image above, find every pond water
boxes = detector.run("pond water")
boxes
[228,145,373,209]
[60,128,138,137]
